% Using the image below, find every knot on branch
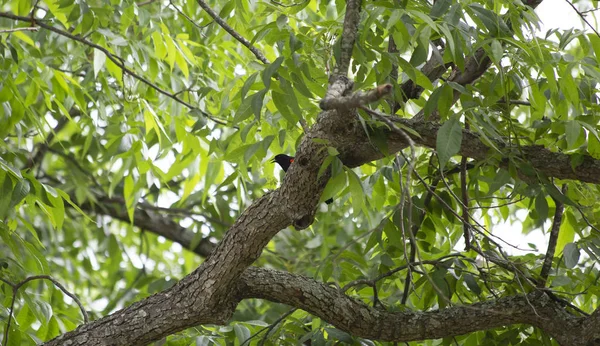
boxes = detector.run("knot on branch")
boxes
[293,214,313,230]
[320,84,392,110]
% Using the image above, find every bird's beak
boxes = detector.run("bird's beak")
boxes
[270,158,276,163]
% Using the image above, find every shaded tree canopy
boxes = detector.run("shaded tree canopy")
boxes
[1,0,600,345]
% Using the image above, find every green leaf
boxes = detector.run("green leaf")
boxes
[463,273,481,295]
[123,175,136,223]
[565,120,582,150]
[436,115,463,170]
[383,214,402,248]
[424,85,443,117]
[241,72,259,100]
[233,97,253,125]
[396,57,434,91]
[490,39,503,64]
[0,157,23,179]
[325,328,354,343]
[272,90,299,125]
[563,243,580,269]
[233,324,251,344]
[251,89,267,120]
[535,193,548,223]
[93,50,106,78]
[588,132,600,159]
[0,172,13,219]
[468,4,511,37]
[347,168,365,214]
[262,56,284,88]
[276,14,288,29]
[321,169,347,205]
[556,210,575,256]
[430,0,451,18]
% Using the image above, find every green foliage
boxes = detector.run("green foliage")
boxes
[0,0,599,345]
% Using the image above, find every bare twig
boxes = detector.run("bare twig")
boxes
[564,0,600,38]
[240,308,296,346]
[137,0,157,6]
[471,196,526,209]
[270,0,308,7]
[0,26,38,33]
[195,0,270,64]
[359,105,453,305]
[498,98,532,106]
[538,184,567,288]
[341,253,464,292]
[169,0,212,33]
[402,174,438,305]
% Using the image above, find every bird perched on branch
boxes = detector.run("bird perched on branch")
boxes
[271,154,333,204]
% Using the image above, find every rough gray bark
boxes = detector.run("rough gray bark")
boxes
[240,268,599,345]
[44,71,600,346]
[42,0,600,344]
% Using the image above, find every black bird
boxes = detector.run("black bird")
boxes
[271,154,333,204]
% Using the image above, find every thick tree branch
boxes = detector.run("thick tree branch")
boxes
[80,195,217,257]
[240,268,598,345]
[42,1,600,345]
[334,116,600,185]
[46,75,600,346]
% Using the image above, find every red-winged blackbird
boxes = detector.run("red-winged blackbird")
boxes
[272,154,333,204]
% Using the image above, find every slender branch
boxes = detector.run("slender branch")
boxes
[335,0,361,76]
[137,0,158,6]
[257,308,296,346]
[538,184,567,288]
[240,308,297,346]
[460,128,471,251]
[341,253,465,305]
[471,196,526,209]
[169,0,212,33]
[1,279,17,346]
[138,201,231,228]
[0,26,38,33]
[0,11,229,127]
[498,98,532,106]
[564,0,600,37]
[195,0,270,64]
[1,275,88,346]
[270,0,308,8]
[360,106,453,305]
[402,175,439,304]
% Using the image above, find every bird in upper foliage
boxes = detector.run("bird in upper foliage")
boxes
[271,154,333,204]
